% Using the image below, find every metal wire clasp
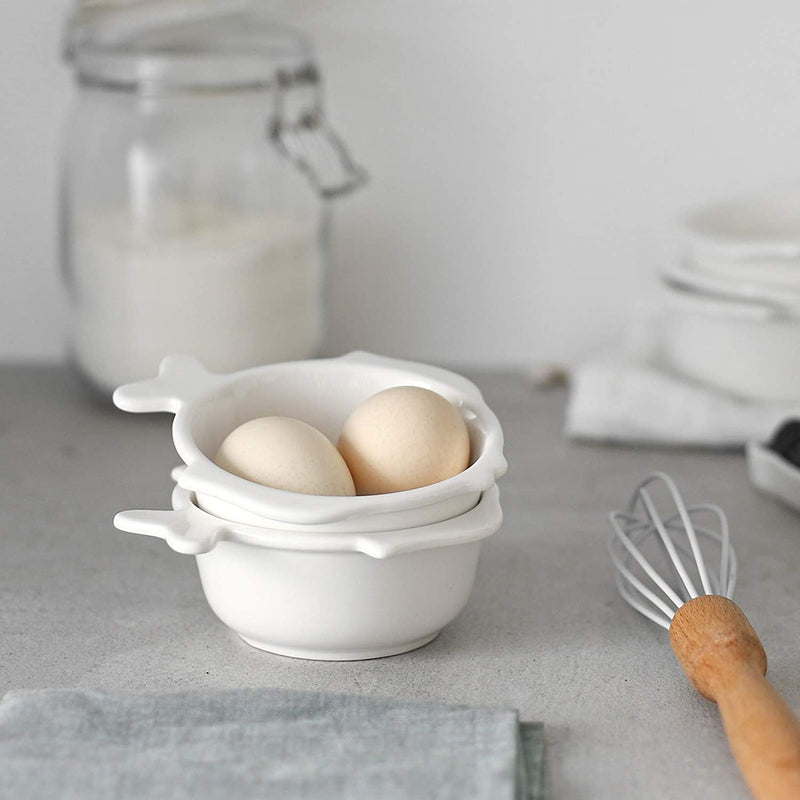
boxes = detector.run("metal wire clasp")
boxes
[269,63,367,199]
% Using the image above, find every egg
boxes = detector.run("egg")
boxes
[337,386,470,495]
[214,416,355,496]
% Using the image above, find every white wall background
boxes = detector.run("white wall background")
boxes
[3,1,800,366]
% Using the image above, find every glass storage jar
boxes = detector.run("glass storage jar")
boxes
[61,3,364,395]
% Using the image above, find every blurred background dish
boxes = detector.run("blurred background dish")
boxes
[657,186,800,402]
[681,184,800,268]
[660,281,800,403]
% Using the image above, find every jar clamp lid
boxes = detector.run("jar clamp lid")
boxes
[63,0,366,197]
[269,63,367,198]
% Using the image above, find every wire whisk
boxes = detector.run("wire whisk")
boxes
[607,472,800,800]
[609,471,737,628]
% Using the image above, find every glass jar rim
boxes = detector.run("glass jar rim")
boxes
[66,6,312,93]
[73,47,311,93]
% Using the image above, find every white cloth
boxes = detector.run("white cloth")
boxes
[565,356,797,447]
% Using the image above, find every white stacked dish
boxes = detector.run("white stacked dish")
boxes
[660,186,800,402]
[113,352,507,660]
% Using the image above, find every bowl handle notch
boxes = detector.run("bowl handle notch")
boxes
[113,507,224,555]
[355,484,504,558]
[112,354,224,415]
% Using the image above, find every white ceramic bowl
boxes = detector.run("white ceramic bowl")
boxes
[114,483,503,660]
[660,281,800,401]
[682,184,800,266]
[113,351,507,530]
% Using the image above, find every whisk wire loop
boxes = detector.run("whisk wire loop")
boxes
[636,473,714,596]
[608,524,677,628]
[638,488,700,601]
[610,510,685,611]
[609,472,736,630]
[613,571,673,629]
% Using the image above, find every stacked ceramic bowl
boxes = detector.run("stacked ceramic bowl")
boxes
[663,187,800,401]
[113,352,507,660]
[660,186,800,401]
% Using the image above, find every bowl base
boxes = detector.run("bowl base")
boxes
[238,631,440,661]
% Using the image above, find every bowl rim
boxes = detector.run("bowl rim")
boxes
[152,482,504,558]
[114,351,508,524]
[659,275,794,322]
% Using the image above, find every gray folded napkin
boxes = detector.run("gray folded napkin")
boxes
[0,688,544,800]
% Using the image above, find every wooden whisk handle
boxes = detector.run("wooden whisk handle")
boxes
[669,595,800,800]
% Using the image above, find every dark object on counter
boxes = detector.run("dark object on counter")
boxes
[747,422,800,515]
[767,419,800,467]
[0,688,544,800]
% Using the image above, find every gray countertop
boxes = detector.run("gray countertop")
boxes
[2,365,799,799]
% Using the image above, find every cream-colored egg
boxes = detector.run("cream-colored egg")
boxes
[214,416,355,496]
[337,386,470,495]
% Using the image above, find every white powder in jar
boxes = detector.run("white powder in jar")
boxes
[67,202,324,394]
